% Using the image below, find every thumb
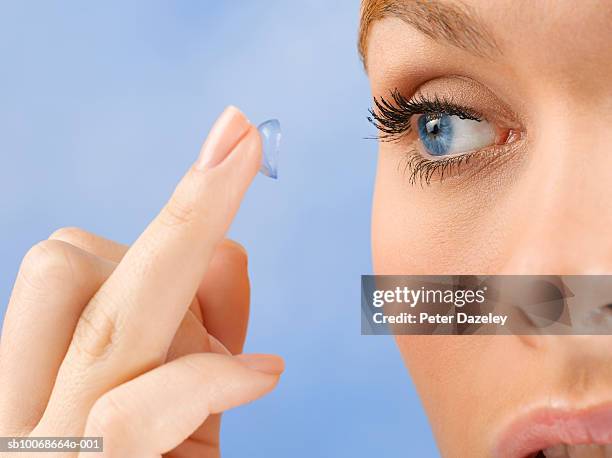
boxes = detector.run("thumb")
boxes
[81,353,284,457]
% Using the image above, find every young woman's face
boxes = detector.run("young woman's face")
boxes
[363,0,612,456]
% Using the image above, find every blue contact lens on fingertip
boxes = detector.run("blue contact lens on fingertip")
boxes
[257,119,281,179]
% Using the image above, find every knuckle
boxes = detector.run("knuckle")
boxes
[72,294,118,360]
[180,354,224,408]
[159,193,198,228]
[181,353,223,385]
[19,240,76,291]
[157,172,220,230]
[181,352,208,376]
[87,393,130,439]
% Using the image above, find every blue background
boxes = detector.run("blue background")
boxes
[0,1,437,456]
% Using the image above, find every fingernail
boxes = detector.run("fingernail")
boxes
[236,354,285,375]
[196,106,250,170]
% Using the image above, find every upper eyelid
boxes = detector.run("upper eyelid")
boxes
[392,90,482,119]
[370,72,524,128]
[367,89,483,142]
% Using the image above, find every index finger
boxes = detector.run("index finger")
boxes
[89,105,260,360]
[38,106,262,433]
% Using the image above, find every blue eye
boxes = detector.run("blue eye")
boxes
[415,114,496,157]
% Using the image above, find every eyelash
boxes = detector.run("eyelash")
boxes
[367,89,490,186]
[368,89,482,141]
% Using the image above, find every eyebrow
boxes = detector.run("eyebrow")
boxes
[358,0,501,66]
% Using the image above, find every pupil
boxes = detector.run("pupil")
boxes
[427,118,440,136]
[417,114,453,156]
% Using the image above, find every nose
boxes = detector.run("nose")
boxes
[499,100,612,275]
[497,101,612,357]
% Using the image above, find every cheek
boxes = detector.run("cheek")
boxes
[372,151,547,455]
[395,335,480,414]
[395,335,538,456]
[371,151,513,275]
[394,335,484,454]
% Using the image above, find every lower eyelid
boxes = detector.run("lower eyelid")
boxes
[398,134,524,187]
[398,146,470,186]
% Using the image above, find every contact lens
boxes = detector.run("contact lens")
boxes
[257,119,281,179]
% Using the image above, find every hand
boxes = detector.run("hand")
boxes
[0,106,284,457]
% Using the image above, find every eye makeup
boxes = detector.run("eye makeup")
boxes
[368,77,522,186]
[368,89,484,143]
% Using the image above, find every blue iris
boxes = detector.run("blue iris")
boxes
[417,114,453,156]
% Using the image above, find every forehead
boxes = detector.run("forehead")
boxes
[359,0,612,66]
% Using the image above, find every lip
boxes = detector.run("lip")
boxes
[494,403,612,458]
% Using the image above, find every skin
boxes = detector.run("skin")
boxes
[365,0,612,456]
[2,2,612,457]
[0,106,284,457]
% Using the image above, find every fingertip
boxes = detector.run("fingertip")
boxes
[208,124,262,200]
[235,353,285,376]
[219,238,248,265]
[231,124,262,170]
[196,106,251,170]
[226,105,249,123]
